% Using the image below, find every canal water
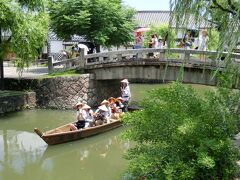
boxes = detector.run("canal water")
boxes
[0,110,129,180]
[0,83,215,180]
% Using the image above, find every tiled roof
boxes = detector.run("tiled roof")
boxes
[135,11,212,29]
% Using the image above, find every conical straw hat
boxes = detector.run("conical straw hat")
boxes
[98,105,108,112]
[74,102,84,108]
[121,79,129,84]
[101,100,109,105]
[108,97,116,102]
[82,104,91,110]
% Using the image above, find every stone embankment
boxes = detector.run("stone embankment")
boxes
[4,74,120,109]
[0,92,36,115]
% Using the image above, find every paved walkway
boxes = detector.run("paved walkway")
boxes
[4,62,49,78]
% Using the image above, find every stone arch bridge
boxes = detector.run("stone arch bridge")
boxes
[5,48,240,109]
[50,48,240,87]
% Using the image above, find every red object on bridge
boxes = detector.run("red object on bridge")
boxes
[134,27,150,33]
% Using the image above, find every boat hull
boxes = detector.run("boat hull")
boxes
[34,120,122,145]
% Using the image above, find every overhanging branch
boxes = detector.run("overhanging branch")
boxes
[212,0,236,15]
[227,0,238,12]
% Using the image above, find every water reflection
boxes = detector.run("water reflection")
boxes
[0,113,130,180]
[39,128,130,180]
[0,130,47,180]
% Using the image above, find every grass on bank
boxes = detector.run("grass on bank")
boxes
[43,69,82,78]
[0,90,26,97]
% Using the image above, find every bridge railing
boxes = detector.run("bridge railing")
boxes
[48,48,240,72]
[84,48,240,67]
[48,49,85,73]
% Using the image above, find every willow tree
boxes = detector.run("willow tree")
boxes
[170,0,240,53]
[49,0,135,52]
[0,0,49,89]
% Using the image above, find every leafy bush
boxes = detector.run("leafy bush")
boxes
[142,24,175,48]
[123,82,240,179]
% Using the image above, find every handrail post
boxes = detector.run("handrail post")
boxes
[48,56,53,73]
[117,54,122,61]
[109,54,114,62]
[184,50,190,63]
[159,50,165,61]
[79,48,85,68]
[66,60,71,69]
[136,50,143,59]
[99,57,104,63]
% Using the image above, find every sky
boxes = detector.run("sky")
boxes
[123,0,170,11]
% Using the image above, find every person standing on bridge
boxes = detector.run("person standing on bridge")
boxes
[120,79,131,112]
[199,30,209,60]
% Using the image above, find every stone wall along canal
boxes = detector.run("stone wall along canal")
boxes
[4,74,120,109]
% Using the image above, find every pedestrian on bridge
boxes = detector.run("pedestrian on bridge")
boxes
[199,30,209,60]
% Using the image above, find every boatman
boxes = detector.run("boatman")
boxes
[120,79,131,112]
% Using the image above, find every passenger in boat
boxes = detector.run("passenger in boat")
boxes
[81,104,94,128]
[100,99,112,121]
[108,97,120,119]
[108,97,117,113]
[73,101,84,110]
[120,79,131,112]
[69,102,85,131]
[94,105,109,125]
[107,97,123,119]
[111,97,125,119]
[115,97,124,112]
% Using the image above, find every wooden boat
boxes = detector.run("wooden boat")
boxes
[34,119,122,145]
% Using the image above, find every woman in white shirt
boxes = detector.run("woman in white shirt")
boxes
[69,102,85,131]
[199,30,209,60]
[81,104,94,128]
[99,99,112,119]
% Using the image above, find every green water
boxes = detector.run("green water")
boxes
[0,83,215,180]
[0,110,129,180]
[130,83,216,104]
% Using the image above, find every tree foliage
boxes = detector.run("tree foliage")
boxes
[208,29,219,50]
[170,0,240,52]
[49,0,135,50]
[123,82,240,179]
[0,0,49,70]
[142,24,175,48]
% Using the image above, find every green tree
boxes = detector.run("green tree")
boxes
[142,24,175,48]
[123,83,240,179]
[208,29,220,50]
[49,0,135,52]
[0,0,49,89]
[170,0,240,52]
